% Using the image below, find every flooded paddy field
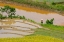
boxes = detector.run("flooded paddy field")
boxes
[0,19,41,38]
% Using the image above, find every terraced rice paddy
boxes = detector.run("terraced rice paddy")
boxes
[0,19,41,38]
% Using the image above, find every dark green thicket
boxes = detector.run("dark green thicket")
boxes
[46,18,54,24]
[51,2,56,5]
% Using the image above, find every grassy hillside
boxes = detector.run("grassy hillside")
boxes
[34,0,64,3]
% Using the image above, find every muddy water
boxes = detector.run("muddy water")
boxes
[15,9,64,26]
[0,2,64,26]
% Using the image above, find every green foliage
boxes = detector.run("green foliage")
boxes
[42,24,64,32]
[2,16,7,19]
[51,2,56,5]
[27,19,36,23]
[51,4,64,11]
[46,18,54,24]
[8,0,50,9]
[0,14,7,19]
[39,24,64,40]
[22,16,25,19]
[8,0,64,12]
[0,5,16,19]
[19,16,22,19]
[0,14,3,19]
[13,15,19,18]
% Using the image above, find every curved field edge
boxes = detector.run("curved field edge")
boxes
[31,28,64,40]
[2,0,64,14]
[0,35,64,42]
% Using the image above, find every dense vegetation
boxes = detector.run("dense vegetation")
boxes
[4,0,64,13]
[0,5,26,19]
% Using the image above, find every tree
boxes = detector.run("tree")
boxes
[0,5,16,19]
[46,18,54,24]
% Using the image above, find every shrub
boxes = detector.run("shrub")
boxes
[2,16,7,19]
[46,18,54,24]
[0,5,16,18]
[0,14,2,19]
[51,2,56,5]
[13,15,19,18]
[46,19,50,24]
[0,14,7,19]
[22,16,25,19]
[19,16,22,19]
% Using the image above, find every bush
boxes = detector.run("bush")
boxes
[13,15,19,18]
[0,14,2,19]
[22,16,25,19]
[46,18,54,24]
[2,16,7,19]
[0,14,7,19]
[19,16,22,19]
[51,2,56,5]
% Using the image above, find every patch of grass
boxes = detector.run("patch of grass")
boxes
[0,35,64,42]
[27,19,36,23]
[31,28,64,40]
[42,24,64,32]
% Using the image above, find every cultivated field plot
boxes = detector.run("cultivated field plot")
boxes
[0,19,41,38]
